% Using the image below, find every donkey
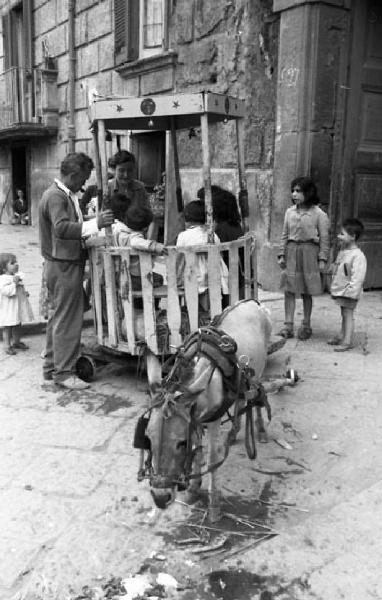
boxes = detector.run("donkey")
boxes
[141,299,278,522]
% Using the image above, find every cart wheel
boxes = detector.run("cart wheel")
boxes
[76,355,97,382]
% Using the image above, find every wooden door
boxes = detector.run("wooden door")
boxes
[342,1,382,287]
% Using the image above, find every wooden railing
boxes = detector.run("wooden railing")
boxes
[88,234,258,355]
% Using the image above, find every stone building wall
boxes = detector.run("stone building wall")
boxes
[0,0,279,277]
[171,0,279,247]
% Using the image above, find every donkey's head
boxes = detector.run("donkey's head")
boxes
[146,391,197,508]
[146,353,214,509]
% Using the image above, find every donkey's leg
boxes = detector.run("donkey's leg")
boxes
[255,405,268,443]
[207,420,222,522]
[185,439,203,505]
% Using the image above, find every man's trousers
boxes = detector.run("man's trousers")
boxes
[43,259,84,382]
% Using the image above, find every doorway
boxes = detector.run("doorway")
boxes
[341,0,382,287]
[11,145,30,225]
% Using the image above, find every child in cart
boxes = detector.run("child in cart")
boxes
[176,200,229,310]
[110,193,167,284]
[92,193,167,287]
[0,253,34,355]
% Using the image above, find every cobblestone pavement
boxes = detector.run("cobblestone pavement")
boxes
[1,223,382,599]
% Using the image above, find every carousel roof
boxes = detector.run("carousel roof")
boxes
[89,91,245,131]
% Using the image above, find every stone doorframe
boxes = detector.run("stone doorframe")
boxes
[259,0,352,290]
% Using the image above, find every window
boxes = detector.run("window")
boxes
[114,0,168,66]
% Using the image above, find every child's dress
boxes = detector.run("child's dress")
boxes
[0,273,34,326]
[330,247,367,308]
[279,205,330,295]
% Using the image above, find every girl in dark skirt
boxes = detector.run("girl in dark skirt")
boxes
[277,177,330,340]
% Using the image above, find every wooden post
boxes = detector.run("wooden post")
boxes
[164,131,184,245]
[91,126,102,215]
[97,120,109,198]
[170,116,183,214]
[98,119,113,244]
[236,118,249,233]
[200,112,214,244]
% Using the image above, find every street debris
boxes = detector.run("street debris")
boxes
[311,433,318,440]
[156,573,178,589]
[69,571,182,600]
[328,450,345,457]
[272,455,312,472]
[190,535,229,554]
[149,551,167,561]
[256,498,309,513]
[219,532,277,560]
[275,438,293,450]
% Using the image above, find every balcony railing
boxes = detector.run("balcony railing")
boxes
[0,66,58,131]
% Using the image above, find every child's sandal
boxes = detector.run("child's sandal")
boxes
[297,326,312,340]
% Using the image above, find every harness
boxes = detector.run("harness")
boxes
[134,316,271,487]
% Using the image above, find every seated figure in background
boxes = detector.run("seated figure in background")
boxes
[12,189,28,225]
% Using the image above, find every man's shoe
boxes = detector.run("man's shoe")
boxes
[55,376,90,390]
[12,341,29,350]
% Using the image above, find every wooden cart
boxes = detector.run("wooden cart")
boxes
[86,91,257,362]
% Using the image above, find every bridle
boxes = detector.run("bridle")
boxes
[135,325,271,487]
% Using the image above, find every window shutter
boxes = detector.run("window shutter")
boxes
[22,0,33,71]
[114,0,139,66]
[128,0,139,61]
[2,13,12,70]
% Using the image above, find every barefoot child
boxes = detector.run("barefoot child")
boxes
[0,253,34,355]
[277,177,329,340]
[328,218,367,352]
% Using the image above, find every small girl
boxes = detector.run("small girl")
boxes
[277,177,330,340]
[328,218,367,351]
[0,253,34,355]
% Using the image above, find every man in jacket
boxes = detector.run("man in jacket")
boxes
[39,152,114,390]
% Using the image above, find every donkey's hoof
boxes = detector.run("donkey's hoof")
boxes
[258,431,268,443]
[227,430,238,446]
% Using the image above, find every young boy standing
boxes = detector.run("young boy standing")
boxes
[329,218,367,352]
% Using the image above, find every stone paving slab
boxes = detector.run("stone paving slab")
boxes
[234,480,382,600]
[0,441,42,486]
[0,536,42,589]
[0,488,77,545]
[13,447,113,496]
[0,406,121,449]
